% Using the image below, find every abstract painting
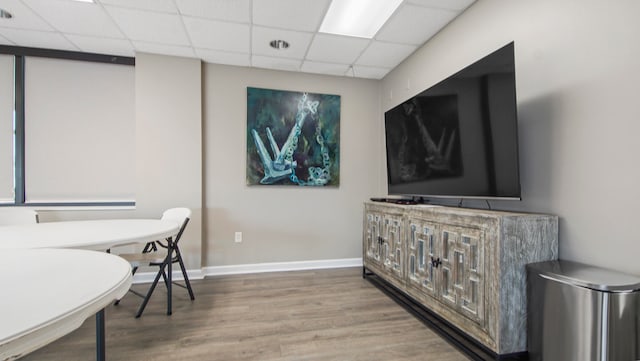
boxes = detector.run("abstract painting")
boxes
[247,87,340,186]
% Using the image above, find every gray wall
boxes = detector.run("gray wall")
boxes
[382,0,640,274]
[40,53,203,270]
[203,64,380,267]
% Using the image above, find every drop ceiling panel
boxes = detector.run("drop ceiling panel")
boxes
[301,61,350,77]
[252,55,301,72]
[252,26,312,59]
[105,5,190,45]
[0,0,53,31]
[23,0,123,38]
[0,34,11,45]
[352,65,391,79]
[66,34,134,57]
[252,0,330,32]
[0,0,476,78]
[133,41,195,58]
[176,0,250,23]
[183,17,249,53]
[356,41,416,68]
[0,28,77,51]
[407,0,475,11]
[376,4,458,45]
[99,0,178,13]
[196,48,250,67]
[306,34,370,64]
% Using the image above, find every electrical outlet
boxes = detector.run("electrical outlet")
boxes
[234,231,242,243]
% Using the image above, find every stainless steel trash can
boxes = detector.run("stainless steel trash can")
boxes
[527,260,640,361]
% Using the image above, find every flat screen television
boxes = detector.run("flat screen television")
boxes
[384,42,520,200]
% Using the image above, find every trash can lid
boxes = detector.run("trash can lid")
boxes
[527,260,640,292]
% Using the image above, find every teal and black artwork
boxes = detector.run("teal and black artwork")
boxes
[247,87,340,187]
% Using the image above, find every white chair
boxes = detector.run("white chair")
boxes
[116,207,195,317]
[0,208,39,226]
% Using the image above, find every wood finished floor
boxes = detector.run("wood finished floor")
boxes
[22,267,469,361]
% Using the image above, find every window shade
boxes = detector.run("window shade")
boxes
[0,55,14,203]
[24,57,135,203]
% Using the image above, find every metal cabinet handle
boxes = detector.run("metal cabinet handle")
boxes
[431,256,441,268]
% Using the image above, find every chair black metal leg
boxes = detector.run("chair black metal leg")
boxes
[135,262,166,318]
[161,269,169,289]
[174,246,195,300]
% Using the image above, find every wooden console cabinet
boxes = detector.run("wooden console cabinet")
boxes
[362,201,558,356]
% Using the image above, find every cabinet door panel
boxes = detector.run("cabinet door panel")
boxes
[364,212,382,266]
[406,219,438,299]
[439,225,485,326]
[381,215,404,281]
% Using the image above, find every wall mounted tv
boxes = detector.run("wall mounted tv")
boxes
[385,42,520,200]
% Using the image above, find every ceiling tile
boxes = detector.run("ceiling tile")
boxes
[376,4,457,45]
[105,5,190,45]
[356,41,416,68]
[252,26,312,59]
[133,41,196,58]
[23,0,123,38]
[196,48,250,67]
[66,34,134,57]
[183,17,249,52]
[0,28,77,51]
[175,0,250,23]
[98,0,178,13]
[352,65,391,79]
[0,33,13,45]
[0,0,53,31]
[301,61,350,77]
[306,34,370,64]
[253,0,330,32]
[0,0,477,78]
[407,0,475,11]
[252,55,301,72]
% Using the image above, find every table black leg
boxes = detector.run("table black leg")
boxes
[96,309,105,361]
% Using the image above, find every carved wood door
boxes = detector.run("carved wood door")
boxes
[380,214,404,282]
[406,218,439,300]
[438,225,485,325]
[364,212,383,267]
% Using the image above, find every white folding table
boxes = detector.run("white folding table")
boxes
[0,248,132,361]
[0,219,181,360]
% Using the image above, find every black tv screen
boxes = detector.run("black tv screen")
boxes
[385,42,521,200]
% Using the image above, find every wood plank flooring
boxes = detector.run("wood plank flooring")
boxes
[21,267,469,361]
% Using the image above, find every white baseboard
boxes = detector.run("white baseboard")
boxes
[131,258,363,284]
[132,269,204,284]
[202,258,363,277]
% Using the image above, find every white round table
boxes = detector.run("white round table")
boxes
[0,219,180,251]
[0,219,181,360]
[0,248,132,360]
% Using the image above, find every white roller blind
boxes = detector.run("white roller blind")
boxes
[24,57,135,203]
[0,55,14,203]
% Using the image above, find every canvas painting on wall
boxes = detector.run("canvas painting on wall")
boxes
[247,87,340,186]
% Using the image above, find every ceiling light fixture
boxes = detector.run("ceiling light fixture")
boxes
[0,9,12,19]
[319,0,403,39]
[269,40,290,50]
[71,0,95,3]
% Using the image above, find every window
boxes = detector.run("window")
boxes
[0,48,135,206]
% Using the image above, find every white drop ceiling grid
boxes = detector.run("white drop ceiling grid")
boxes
[0,0,475,79]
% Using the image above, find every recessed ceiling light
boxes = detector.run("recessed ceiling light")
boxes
[319,0,403,39]
[269,40,290,50]
[0,9,13,19]
[71,0,95,3]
